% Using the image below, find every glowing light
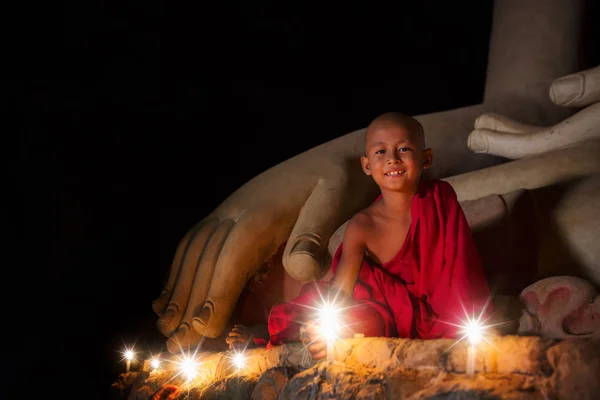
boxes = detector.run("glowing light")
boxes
[302,285,354,363]
[122,346,136,372]
[233,352,246,370]
[465,319,484,345]
[318,303,340,342]
[317,302,342,362]
[150,358,160,370]
[448,300,501,352]
[442,297,504,378]
[180,356,198,382]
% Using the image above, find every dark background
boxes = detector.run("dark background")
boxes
[11,1,499,398]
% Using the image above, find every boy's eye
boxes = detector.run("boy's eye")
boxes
[399,147,409,153]
[375,149,385,154]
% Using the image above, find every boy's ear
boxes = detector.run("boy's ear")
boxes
[360,156,372,175]
[422,148,433,170]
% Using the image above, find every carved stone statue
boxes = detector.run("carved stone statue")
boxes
[519,276,600,338]
[152,0,600,353]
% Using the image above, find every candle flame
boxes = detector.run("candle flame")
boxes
[180,356,197,382]
[233,352,245,370]
[150,358,160,369]
[121,345,136,362]
[465,319,483,345]
[319,303,340,342]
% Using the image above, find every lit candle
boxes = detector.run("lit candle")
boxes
[150,357,160,370]
[465,319,483,378]
[319,303,339,362]
[123,348,135,373]
[233,352,246,370]
[180,356,197,383]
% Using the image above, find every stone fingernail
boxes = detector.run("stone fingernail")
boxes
[550,74,583,106]
[468,131,489,153]
[195,306,211,326]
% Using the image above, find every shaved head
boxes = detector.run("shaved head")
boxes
[365,112,426,151]
[360,112,433,193]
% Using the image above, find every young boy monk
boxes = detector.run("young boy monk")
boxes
[226,112,492,359]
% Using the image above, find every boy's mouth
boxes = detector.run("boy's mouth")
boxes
[385,170,405,176]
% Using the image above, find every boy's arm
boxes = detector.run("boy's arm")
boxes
[330,218,366,299]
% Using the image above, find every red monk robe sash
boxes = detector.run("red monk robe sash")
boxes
[265,179,492,347]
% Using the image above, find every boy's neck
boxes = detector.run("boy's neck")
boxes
[378,189,415,216]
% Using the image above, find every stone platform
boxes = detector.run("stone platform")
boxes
[110,336,600,399]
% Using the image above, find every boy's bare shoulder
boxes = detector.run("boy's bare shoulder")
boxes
[346,206,376,234]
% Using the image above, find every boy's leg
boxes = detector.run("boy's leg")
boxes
[266,280,388,349]
[346,302,386,338]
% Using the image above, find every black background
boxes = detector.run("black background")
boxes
[11,1,505,398]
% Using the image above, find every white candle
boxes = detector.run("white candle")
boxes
[465,319,482,378]
[327,339,334,362]
[466,344,476,377]
[124,349,135,373]
[319,302,340,363]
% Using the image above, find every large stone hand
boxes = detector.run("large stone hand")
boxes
[152,127,382,352]
[467,65,600,159]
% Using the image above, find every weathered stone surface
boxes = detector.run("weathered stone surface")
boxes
[386,370,549,399]
[280,362,375,400]
[197,375,258,400]
[114,336,600,399]
[261,363,549,400]
[405,373,548,400]
[547,338,600,400]
[250,366,300,400]
[385,368,442,398]
[110,371,144,399]
[494,336,558,376]
[445,336,559,375]
[390,339,454,370]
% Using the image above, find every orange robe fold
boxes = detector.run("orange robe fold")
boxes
[264,179,492,348]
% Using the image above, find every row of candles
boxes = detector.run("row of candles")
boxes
[121,299,489,382]
[120,299,344,386]
[121,344,250,388]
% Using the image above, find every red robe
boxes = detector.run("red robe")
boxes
[264,179,492,348]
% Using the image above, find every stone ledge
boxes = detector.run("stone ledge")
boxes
[111,336,600,399]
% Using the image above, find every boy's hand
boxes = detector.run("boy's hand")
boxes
[300,317,355,361]
[300,322,327,360]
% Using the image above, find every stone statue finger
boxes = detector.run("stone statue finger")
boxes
[550,65,600,108]
[468,102,600,159]
[444,140,600,202]
[165,218,236,352]
[190,202,320,339]
[155,218,221,336]
[474,113,543,135]
[282,176,370,282]
[152,219,213,316]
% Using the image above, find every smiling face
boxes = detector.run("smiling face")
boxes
[361,113,432,195]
